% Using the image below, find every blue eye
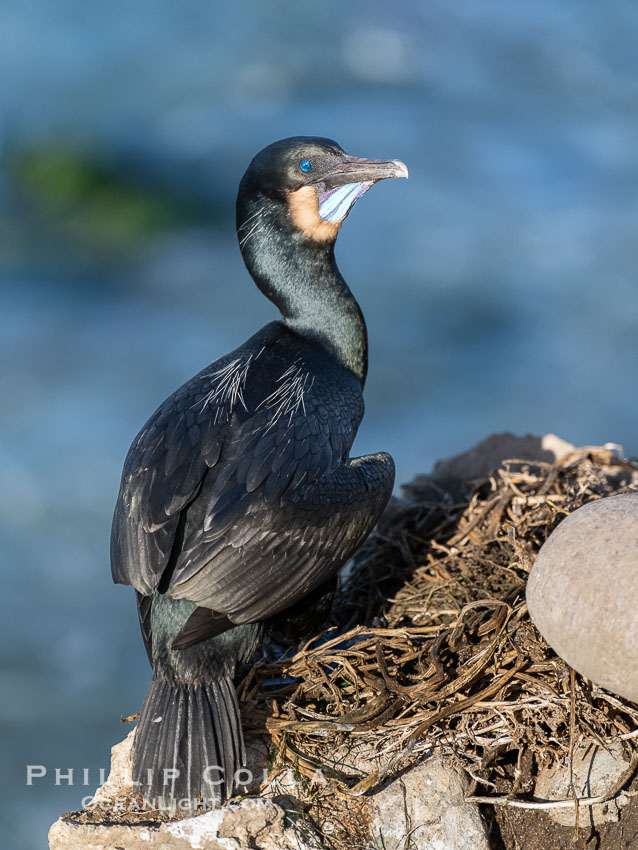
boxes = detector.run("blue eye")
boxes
[300,159,312,173]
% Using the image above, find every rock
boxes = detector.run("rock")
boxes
[48,730,320,850]
[403,432,575,500]
[534,740,632,826]
[49,797,325,850]
[526,493,638,701]
[431,432,574,485]
[368,758,490,850]
[48,733,490,850]
[91,728,136,805]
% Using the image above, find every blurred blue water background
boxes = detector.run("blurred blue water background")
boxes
[2,1,638,847]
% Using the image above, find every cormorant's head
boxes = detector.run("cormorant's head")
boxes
[238,136,408,244]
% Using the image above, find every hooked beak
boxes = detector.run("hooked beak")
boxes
[314,155,409,187]
[312,154,408,223]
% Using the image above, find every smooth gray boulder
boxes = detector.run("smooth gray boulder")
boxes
[526,493,638,701]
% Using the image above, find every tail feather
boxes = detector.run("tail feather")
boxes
[133,676,244,809]
[155,688,175,793]
[221,677,243,773]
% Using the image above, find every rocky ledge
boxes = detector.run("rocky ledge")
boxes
[49,730,490,850]
[48,434,638,850]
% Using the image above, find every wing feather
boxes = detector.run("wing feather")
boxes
[111,324,373,621]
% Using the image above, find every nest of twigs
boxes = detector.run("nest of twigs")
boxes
[239,444,638,814]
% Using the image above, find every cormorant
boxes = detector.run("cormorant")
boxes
[111,136,408,809]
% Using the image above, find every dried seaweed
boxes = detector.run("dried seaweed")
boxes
[239,447,638,816]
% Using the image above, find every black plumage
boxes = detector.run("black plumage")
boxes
[111,136,407,809]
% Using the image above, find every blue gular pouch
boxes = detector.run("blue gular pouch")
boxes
[316,181,374,223]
